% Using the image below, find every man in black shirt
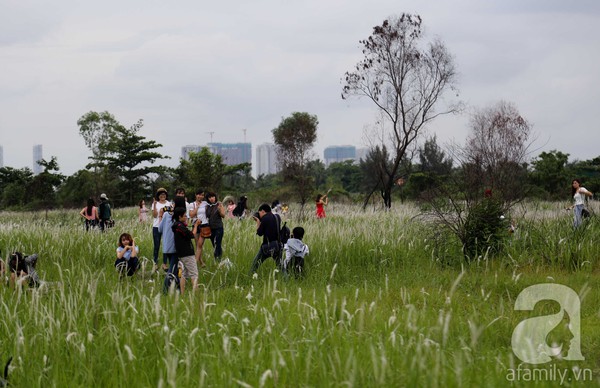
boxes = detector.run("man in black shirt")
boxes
[249,203,282,274]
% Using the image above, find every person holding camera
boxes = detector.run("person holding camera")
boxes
[206,192,225,263]
[249,203,283,275]
[8,252,41,288]
[114,233,140,277]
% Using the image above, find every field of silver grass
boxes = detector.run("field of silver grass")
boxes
[1,202,599,386]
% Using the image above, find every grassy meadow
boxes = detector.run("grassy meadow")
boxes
[1,202,600,387]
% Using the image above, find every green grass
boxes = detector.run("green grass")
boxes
[1,202,599,387]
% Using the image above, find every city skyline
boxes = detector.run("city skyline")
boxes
[1,1,599,175]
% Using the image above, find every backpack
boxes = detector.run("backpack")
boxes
[274,214,290,244]
[280,221,291,245]
[163,272,180,294]
[232,202,244,217]
[99,201,111,219]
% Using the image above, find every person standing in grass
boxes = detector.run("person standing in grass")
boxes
[159,196,187,277]
[206,192,225,263]
[79,198,98,231]
[98,193,112,231]
[189,189,208,268]
[138,199,148,222]
[152,188,171,271]
[115,233,140,277]
[315,192,329,219]
[567,179,593,228]
[172,207,199,293]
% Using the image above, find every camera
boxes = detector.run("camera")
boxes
[253,211,260,219]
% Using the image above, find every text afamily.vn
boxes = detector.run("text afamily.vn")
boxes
[506,365,592,385]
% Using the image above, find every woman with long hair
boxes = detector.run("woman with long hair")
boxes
[315,193,329,219]
[567,179,593,228]
[79,198,98,231]
[152,188,171,271]
[138,199,148,222]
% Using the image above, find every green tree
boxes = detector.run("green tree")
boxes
[530,150,570,198]
[307,159,327,191]
[272,112,318,209]
[342,14,460,209]
[177,147,228,193]
[57,169,97,208]
[102,120,169,203]
[326,160,362,193]
[419,135,452,176]
[0,166,33,209]
[77,112,169,204]
[28,157,65,209]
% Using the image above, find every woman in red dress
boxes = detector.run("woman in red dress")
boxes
[315,193,329,219]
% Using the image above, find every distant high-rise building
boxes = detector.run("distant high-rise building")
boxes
[208,143,252,166]
[33,144,43,175]
[355,147,369,163]
[181,145,203,161]
[0,145,3,168]
[256,143,279,177]
[324,145,356,167]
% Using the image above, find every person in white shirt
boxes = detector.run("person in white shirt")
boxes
[189,189,208,267]
[567,179,593,228]
[152,188,172,271]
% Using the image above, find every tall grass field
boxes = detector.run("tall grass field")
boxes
[1,202,599,387]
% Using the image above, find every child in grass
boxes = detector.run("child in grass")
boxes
[283,226,309,278]
[115,233,140,277]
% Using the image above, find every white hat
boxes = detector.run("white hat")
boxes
[100,193,108,200]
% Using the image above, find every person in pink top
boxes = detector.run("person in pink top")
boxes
[138,199,148,222]
[79,198,98,231]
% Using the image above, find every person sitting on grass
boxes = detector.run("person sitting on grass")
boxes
[283,226,310,278]
[8,252,41,288]
[172,207,199,294]
[115,233,140,277]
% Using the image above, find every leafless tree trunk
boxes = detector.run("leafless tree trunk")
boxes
[343,14,461,209]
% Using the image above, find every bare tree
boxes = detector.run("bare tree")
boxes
[459,101,533,204]
[342,14,460,209]
[425,101,534,261]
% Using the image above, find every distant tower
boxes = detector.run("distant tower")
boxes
[33,144,43,175]
[256,143,279,177]
[0,145,3,168]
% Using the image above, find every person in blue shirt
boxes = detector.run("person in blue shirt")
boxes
[114,233,140,277]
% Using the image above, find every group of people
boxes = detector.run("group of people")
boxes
[79,193,113,231]
[111,187,311,292]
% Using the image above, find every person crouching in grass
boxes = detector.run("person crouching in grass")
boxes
[172,207,199,293]
[8,252,41,288]
[115,233,140,277]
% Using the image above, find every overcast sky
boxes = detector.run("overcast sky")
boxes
[1,0,599,175]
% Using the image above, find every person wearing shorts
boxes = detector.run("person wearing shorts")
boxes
[172,207,199,293]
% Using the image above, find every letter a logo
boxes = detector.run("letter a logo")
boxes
[511,284,584,364]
